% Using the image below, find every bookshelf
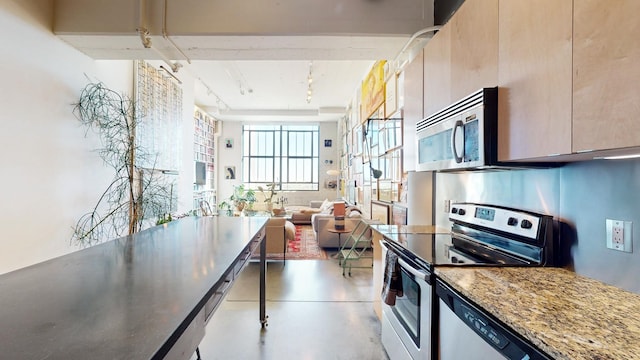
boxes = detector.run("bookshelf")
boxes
[193,106,218,214]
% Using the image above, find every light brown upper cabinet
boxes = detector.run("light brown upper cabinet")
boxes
[573,0,640,153]
[423,0,498,119]
[497,0,573,161]
[423,21,451,118]
[402,49,424,171]
[403,49,425,125]
[450,0,498,103]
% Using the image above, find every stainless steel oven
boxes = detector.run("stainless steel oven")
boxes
[380,239,433,360]
[375,202,557,360]
[437,203,556,360]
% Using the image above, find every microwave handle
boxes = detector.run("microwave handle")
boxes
[452,120,464,163]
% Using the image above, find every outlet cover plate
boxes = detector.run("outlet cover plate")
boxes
[606,219,633,252]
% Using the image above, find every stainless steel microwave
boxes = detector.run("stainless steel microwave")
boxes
[416,87,498,172]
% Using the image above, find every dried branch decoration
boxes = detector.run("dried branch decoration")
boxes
[71,82,174,246]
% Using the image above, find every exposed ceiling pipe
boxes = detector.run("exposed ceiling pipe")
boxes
[136,0,182,73]
[137,27,152,49]
[136,0,151,48]
[163,0,192,65]
[152,47,182,73]
[388,25,441,80]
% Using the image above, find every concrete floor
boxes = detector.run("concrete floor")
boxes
[193,259,389,360]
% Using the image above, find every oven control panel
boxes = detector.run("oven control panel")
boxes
[449,203,543,240]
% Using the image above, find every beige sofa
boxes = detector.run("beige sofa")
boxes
[287,200,326,224]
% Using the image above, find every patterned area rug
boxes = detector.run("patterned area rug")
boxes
[258,225,328,260]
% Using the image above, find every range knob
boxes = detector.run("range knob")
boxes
[451,207,458,214]
[507,217,518,226]
[458,208,466,216]
[521,220,533,229]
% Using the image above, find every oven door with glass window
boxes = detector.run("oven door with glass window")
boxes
[380,241,433,360]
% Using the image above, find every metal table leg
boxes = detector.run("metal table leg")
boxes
[259,234,268,328]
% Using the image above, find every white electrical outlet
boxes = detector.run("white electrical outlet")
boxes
[606,219,633,252]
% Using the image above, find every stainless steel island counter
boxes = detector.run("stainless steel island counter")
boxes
[0,216,268,360]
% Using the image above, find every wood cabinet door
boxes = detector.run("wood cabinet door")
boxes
[450,0,498,103]
[497,0,573,161]
[402,49,424,172]
[573,0,640,153]
[403,49,424,124]
[423,22,451,118]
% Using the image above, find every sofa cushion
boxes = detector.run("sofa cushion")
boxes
[300,208,322,214]
[288,200,334,225]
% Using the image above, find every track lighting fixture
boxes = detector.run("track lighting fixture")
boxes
[306,61,313,103]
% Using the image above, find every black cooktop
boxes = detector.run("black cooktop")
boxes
[371,225,453,268]
[372,203,556,269]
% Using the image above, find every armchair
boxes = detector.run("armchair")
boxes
[264,217,296,261]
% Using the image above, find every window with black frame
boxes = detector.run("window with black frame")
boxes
[242,124,319,191]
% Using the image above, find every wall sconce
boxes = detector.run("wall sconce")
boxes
[370,167,383,179]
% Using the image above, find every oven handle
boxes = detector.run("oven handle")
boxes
[398,258,429,282]
[380,240,429,281]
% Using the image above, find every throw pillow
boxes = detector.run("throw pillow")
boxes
[320,198,331,212]
[345,205,361,216]
[348,209,362,217]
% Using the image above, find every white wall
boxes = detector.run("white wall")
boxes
[0,1,198,274]
[217,121,243,205]
[0,1,131,273]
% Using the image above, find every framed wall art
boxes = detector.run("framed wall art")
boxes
[224,166,236,179]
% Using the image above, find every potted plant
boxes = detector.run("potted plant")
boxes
[219,184,256,214]
[258,182,277,213]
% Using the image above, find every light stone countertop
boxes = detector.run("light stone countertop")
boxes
[435,267,640,360]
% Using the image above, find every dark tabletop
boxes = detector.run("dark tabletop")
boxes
[0,216,267,360]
